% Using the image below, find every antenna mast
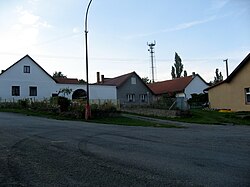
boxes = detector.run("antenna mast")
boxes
[147,40,156,83]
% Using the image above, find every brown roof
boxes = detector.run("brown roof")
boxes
[148,75,193,95]
[54,77,79,84]
[205,53,250,91]
[101,72,136,87]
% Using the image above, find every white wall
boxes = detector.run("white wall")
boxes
[0,56,57,101]
[185,75,208,99]
[0,56,117,102]
[56,84,117,100]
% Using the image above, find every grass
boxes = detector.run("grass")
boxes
[166,109,250,125]
[91,116,181,128]
[0,108,180,128]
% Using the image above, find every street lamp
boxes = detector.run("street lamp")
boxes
[84,0,93,120]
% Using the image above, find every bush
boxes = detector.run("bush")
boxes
[18,99,30,108]
[58,96,71,112]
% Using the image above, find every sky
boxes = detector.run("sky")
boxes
[0,0,249,83]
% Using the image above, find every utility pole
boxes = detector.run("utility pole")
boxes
[223,59,229,78]
[147,41,156,83]
[84,0,93,120]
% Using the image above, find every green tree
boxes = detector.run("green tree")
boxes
[53,71,67,78]
[58,87,72,97]
[171,66,176,79]
[142,77,151,84]
[171,52,184,78]
[79,79,86,84]
[184,70,187,77]
[214,68,223,84]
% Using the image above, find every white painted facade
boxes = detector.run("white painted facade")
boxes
[184,75,208,99]
[0,55,116,102]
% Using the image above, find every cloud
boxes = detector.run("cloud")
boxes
[123,16,216,40]
[0,6,52,54]
[15,6,51,28]
[19,10,39,25]
[210,0,230,10]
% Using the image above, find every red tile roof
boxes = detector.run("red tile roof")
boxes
[55,77,79,84]
[148,75,193,95]
[101,72,135,87]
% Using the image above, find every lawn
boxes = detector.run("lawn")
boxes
[0,108,180,128]
[91,116,180,128]
[171,109,250,125]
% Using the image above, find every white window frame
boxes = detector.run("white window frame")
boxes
[127,94,135,102]
[131,77,136,85]
[29,86,37,96]
[12,86,20,96]
[245,88,250,104]
[140,94,147,102]
[23,66,30,73]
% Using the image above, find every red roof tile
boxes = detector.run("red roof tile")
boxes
[101,72,135,87]
[148,76,193,95]
[55,77,79,84]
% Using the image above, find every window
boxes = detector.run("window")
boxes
[23,66,30,73]
[29,87,37,96]
[140,94,147,102]
[12,86,20,96]
[245,88,250,104]
[127,94,135,102]
[131,77,136,85]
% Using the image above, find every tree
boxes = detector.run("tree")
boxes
[58,87,72,97]
[213,68,223,84]
[142,77,151,84]
[171,66,176,79]
[79,79,86,84]
[184,70,187,77]
[171,52,184,79]
[53,71,67,78]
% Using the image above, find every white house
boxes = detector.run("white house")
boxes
[0,55,116,102]
[148,74,209,109]
[148,74,209,99]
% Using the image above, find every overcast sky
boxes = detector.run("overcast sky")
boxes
[0,0,249,83]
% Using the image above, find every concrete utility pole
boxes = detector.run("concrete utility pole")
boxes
[223,59,229,78]
[84,0,93,120]
[147,41,156,83]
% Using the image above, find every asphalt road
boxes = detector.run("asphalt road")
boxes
[0,112,250,187]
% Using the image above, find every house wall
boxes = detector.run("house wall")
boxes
[56,84,117,101]
[117,75,153,106]
[0,56,117,102]
[185,75,208,99]
[0,56,57,101]
[208,59,250,111]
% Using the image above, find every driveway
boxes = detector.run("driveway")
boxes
[0,112,249,186]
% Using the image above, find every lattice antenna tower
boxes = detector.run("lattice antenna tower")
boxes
[147,40,156,83]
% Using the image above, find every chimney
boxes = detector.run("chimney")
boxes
[192,72,196,78]
[101,75,104,83]
[96,72,100,83]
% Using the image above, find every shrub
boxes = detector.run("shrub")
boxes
[18,99,30,108]
[58,96,71,112]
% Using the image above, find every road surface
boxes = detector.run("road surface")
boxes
[0,112,249,186]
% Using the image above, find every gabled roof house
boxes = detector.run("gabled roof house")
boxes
[205,53,250,111]
[97,71,154,106]
[148,74,209,99]
[0,55,116,102]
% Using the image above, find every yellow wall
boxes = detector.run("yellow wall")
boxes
[208,59,250,111]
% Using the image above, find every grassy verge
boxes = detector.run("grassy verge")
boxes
[0,108,180,128]
[91,116,181,128]
[165,109,250,125]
